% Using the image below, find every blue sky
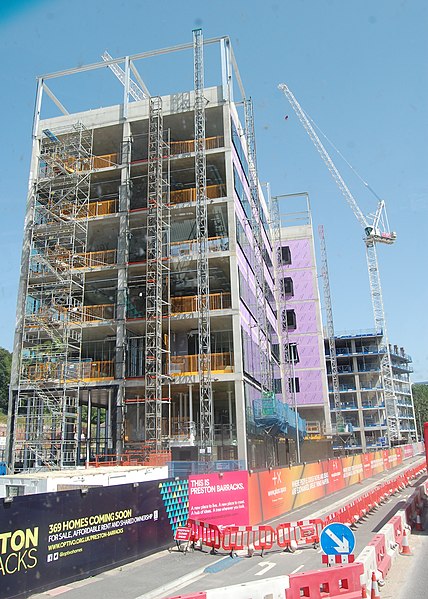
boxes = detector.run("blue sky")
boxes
[0,0,427,380]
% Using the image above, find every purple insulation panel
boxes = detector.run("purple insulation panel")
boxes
[283,238,314,269]
[292,302,318,335]
[289,333,321,369]
[293,369,324,406]
[286,269,315,301]
[281,235,326,407]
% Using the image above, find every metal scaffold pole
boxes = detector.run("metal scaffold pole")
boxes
[244,98,272,395]
[318,225,343,432]
[145,96,168,453]
[193,28,214,457]
[270,191,293,404]
[11,122,93,471]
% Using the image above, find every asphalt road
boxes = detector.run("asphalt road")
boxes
[31,460,426,599]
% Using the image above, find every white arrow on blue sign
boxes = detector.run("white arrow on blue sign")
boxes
[320,522,355,555]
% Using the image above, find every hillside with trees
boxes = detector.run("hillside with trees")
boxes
[0,347,12,414]
[413,383,428,436]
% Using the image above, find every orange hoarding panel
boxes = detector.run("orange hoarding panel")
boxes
[247,444,416,525]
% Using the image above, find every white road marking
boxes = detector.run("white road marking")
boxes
[255,562,276,577]
[291,565,304,574]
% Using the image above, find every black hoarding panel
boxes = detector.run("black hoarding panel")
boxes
[0,478,187,599]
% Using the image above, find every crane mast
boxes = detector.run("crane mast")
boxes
[278,83,400,446]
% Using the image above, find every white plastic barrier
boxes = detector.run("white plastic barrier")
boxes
[357,544,381,589]
[203,575,290,599]
[395,508,408,528]
[378,521,399,561]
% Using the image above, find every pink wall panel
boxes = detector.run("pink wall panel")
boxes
[282,238,314,269]
[289,334,321,369]
[288,269,316,301]
[295,369,324,406]
[292,302,318,335]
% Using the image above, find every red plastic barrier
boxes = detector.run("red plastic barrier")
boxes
[368,533,391,579]
[425,422,428,467]
[168,593,207,599]
[247,525,276,555]
[276,522,298,550]
[296,519,324,546]
[285,563,364,599]
[390,515,404,549]
[276,520,323,551]
[186,519,222,553]
[221,525,247,554]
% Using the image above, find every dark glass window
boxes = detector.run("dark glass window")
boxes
[286,343,299,363]
[282,309,297,330]
[283,277,294,296]
[231,119,250,183]
[281,245,291,264]
[288,377,300,393]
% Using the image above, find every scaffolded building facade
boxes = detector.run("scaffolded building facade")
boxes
[7,33,310,473]
[325,331,417,452]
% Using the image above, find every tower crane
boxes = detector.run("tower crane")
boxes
[278,83,399,447]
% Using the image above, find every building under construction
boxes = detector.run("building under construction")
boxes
[325,332,417,452]
[6,32,318,473]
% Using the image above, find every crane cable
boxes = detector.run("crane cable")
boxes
[298,103,383,203]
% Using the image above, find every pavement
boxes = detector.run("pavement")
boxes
[31,458,426,599]
[381,502,428,599]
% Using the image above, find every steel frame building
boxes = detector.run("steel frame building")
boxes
[6,33,309,473]
[325,331,417,452]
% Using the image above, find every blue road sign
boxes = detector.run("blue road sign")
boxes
[320,522,355,555]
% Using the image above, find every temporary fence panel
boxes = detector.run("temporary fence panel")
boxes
[285,563,364,599]
[356,544,380,590]
[367,534,391,579]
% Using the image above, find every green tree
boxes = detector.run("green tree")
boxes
[0,347,12,414]
[412,383,428,437]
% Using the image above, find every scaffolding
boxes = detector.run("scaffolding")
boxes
[144,97,171,452]
[318,224,354,451]
[193,29,214,456]
[270,192,294,405]
[263,192,306,462]
[244,99,272,394]
[12,123,93,470]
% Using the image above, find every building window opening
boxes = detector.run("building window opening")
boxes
[283,277,294,296]
[288,377,300,393]
[280,245,291,265]
[282,309,297,330]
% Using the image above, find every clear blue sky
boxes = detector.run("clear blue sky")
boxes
[0,0,427,380]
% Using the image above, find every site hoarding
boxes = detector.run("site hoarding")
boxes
[188,470,249,525]
[1,443,422,597]
[187,443,422,525]
[0,479,184,599]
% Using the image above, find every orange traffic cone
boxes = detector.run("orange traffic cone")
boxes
[400,528,412,555]
[370,571,380,599]
[361,582,368,598]
[415,512,424,532]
